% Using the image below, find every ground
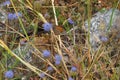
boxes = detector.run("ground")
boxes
[0,0,120,80]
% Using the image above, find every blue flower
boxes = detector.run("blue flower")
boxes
[68,18,74,25]
[8,13,14,20]
[68,77,74,80]
[39,73,45,78]
[8,12,22,20]
[43,22,52,31]
[55,54,61,61]
[47,66,53,71]
[5,70,14,78]
[3,0,11,6]
[13,12,22,19]
[55,54,62,65]
[43,50,51,57]
[99,36,108,42]
[55,60,61,65]
[71,66,77,72]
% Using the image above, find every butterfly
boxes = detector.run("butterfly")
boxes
[54,25,65,35]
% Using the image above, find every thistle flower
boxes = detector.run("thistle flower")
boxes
[71,66,77,72]
[68,18,74,25]
[43,50,51,58]
[42,22,52,31]
[4,70,14,78]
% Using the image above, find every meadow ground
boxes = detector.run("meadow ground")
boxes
[0,0,120,80]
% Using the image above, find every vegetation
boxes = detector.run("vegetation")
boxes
[0,0,120,80]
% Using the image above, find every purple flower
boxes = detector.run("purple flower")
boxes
[68,77,74,80]
[8,12,22,20]
[99,36,108,42]
[68,18,74,25]
[55,54,62,65]
[42,22,52,31]
[71,66,77,72]
[55,54,61,61]
[47,66,53,71]
[39,73,45,78]
[4,70,14,78]
[13,12,22,19]
[55,60,61,65]
[3,0,11,6]
[8,13,14,20]
[43,50,51,57]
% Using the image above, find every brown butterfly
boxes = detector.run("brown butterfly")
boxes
[54,25,65,35]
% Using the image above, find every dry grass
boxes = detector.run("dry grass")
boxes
[0,0,120,80]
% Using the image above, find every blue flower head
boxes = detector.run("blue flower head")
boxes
[55,60,61,65]
[8,13,14,20]
[68,18,74,25]
[13,12,22,19]
[43,22,52,31]
[47,66,53,71]
[43,50,51,57]
[68,77,74,80]
[3,0,11,6]
[8,12,22,20]
[99,36,108,42]
[55,54,62,65]
[71,66,77,72]
[55,54,61,61]
[5,70,14,78]
[39,73,45,78]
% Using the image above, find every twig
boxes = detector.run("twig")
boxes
[51,0,58,26]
